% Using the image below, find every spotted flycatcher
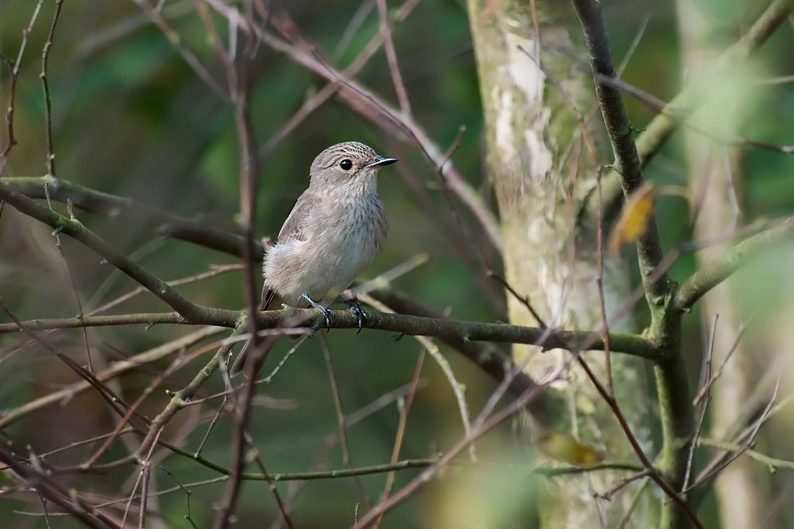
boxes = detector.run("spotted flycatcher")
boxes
[232,141,397,374]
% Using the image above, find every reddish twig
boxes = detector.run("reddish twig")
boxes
[0,0,45,172]
[375,0,411,115]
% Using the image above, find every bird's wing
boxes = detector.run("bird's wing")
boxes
[277,189,316,242]
[260,284,278,310]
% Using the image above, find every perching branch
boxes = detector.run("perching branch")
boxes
[0,307,660,360]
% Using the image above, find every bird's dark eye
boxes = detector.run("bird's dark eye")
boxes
[339,159,353,171]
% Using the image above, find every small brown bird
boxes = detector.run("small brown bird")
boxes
[261,141,397,318]
[232,141,397,374]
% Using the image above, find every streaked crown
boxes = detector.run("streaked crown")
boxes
[309,141,391,186]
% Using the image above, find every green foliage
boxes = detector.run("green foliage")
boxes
[1,1,793,527]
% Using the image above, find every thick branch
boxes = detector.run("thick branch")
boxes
[0,308,659,360]
[0,180,221,321]
[3,176,256,259]
[675,216,794,311]
[366,283,561,423]
[570,0,670,303]
[580,0,792,226]
[569,2,699,528]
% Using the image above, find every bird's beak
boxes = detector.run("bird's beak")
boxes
[366,156,399,168]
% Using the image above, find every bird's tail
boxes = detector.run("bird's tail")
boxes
[230,336,278,376]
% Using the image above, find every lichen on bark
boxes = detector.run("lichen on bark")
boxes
[467,0,657,526]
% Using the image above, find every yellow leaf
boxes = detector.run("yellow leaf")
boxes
[608,183,656,258]
[538,431,604,466]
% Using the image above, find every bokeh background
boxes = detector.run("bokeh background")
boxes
[1,0,793,527]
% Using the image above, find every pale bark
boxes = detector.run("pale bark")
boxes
[467,1,654,527]
[677,1,773,527]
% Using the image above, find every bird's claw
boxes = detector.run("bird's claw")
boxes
[320,307,332,330]
[345,299,365,333]
[301,294,332,330]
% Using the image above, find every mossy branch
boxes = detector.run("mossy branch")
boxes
[579,0,792,228]
[675,216,794,311]
[0,308,659,360]
[0,180,214,321]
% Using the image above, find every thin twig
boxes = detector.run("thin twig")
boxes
[682,314,718,492]
[698,438,794,472]
[45,189,94,371]
[320,335,372,508]
[685,376,780,494]
[3,175,256,259]
[0,327,222,429]
[372,351,424,529]
[693,310,757,405]
[375,0,411,115]
[570,353,704,529]
[359,294,477,460]
[595,168,613,395]
[0,445,120,529]
[39,0,63,176]
[0,0,45,171]
[0,181,212,320]
[131,0,228,101]
[487,270,547,328]
[255,0,423,159]
[350,378,553,528]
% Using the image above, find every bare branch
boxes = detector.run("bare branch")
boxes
[0,327,223,430]
[675,216,794,311]
[0,0,45,171]
[570,0,669,302]
[39,0,63,176]
[0,307,660,360]
[0,180,214,320]
[3,176,256,259]
[580,0,792,225]
[0,445,120,529]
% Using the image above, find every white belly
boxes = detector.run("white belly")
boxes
[263,200,386,307]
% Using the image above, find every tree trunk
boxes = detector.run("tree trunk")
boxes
[467,1,656,527]
[677,2,774,527]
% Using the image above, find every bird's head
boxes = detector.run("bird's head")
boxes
[308,141,398,191]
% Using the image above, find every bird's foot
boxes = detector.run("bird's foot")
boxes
[345,298,366,333]
[301,294,332,330]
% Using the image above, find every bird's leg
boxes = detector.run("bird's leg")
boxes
[344,297,365,333]
[300,293,332,330]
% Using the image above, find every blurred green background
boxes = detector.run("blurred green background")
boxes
[1,0,793,527]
